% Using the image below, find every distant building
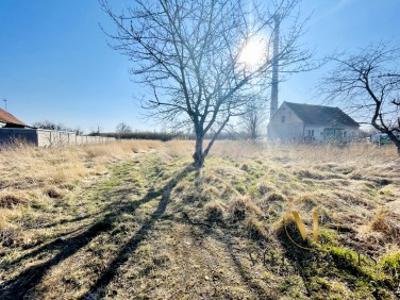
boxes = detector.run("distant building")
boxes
[0,108,27,128]
[267,102,360,143]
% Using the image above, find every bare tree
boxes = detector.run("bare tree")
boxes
[102,0,310,168]
[33,120,67,131]
[322,45,400,154]
[241,97,264,140]
[33,120,83,134]
[116,122,132,134]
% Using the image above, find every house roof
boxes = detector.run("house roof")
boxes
[0,108,27,127]
[284,102,359,128]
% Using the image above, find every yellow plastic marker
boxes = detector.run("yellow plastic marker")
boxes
[291,211,307,240]
[312,207,319,242]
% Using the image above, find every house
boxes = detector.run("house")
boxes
[0,108,27,128]
[267,102,360,143]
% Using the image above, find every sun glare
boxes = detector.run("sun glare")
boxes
[238,36,267,69]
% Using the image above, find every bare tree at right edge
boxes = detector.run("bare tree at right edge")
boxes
[322,45,400,154]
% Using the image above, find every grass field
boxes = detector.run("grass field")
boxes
[0,140,399,299]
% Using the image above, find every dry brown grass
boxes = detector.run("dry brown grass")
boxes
[0,140,164,238]
[367,209,400,245]
[227,196,263,223]
[0,140,399,299]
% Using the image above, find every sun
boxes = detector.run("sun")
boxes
[238,35,267,69]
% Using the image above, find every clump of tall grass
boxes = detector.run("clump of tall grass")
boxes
[369,209,400,245]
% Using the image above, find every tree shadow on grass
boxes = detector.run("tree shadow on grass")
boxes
[276,220,397,297]
[0,164,194,300]
[180,213,277,300]
[1,188,141,270]
[276,221,328,298]
[79,165,195,299]
[12,224,93,254]
[3,182,145,267]
[37,211,105,229]
[220,234,277,300]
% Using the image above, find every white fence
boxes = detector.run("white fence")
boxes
[0,128,115,147]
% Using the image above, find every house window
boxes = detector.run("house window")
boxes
[281,116,286,123]
[307,129,314,137]
[323,128,335,137]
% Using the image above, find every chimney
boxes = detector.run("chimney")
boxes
[270,15,280,120]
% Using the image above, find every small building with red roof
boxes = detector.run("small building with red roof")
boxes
[0,108,27,128]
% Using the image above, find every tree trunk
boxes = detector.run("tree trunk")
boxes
[371,120,400,155]
[387,131,400,155]
[193,132,204,169]
[250,123,257,140]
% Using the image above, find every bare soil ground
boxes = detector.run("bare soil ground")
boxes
[0,141,399,299]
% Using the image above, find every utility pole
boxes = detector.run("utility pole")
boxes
[270,15,280,120]
[2,98,8,110]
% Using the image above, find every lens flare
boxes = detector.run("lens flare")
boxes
[238,35,267,69]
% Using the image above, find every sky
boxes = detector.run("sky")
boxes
[0,0,399,132]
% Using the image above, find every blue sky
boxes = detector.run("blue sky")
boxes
[0,0,399,132]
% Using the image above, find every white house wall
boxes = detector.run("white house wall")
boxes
[268,103,304,142]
